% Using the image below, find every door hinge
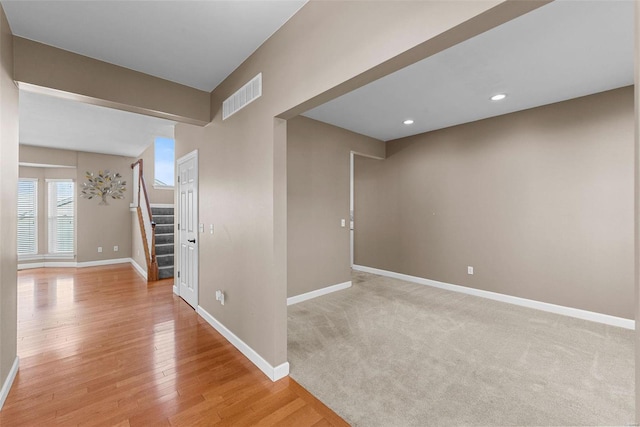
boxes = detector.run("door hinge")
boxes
[178,176,180,183]
[177,271,180,278]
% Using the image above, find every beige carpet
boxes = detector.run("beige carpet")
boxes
[287,270,634,426]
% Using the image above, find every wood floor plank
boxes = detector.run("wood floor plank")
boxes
[0,265,347,426]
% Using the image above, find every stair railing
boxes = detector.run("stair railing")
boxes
[131,159,158,281]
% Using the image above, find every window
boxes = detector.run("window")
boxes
[47,180,75,255]
[17,179,37,256]
[154,137,175,188]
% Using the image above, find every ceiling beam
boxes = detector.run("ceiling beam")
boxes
[13,37,210,126]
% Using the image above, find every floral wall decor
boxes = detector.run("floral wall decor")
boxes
[80,170,126,205]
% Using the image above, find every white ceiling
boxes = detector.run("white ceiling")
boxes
[6,0,305,158]
[19,90,175,158]
[5,1,635,157]
[2,0,307,92]
[304,0,635,142]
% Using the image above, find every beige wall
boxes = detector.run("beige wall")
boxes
[176,0,539,368]
[3,0,551,375]
[0,2,18,398]
[355,87,635,319]
[19,146,135,264]
[76,152,134,262]
[287,116,383,297]
[13,38,210,126]
[19,145,77,167]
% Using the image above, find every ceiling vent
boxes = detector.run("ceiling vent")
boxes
[222,73,262,120]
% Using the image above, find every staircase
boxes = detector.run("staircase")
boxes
[152,206,174,279]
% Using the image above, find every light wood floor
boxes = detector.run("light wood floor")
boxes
[1,265,347,426]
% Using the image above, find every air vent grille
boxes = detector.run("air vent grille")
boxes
[222,73,262,120]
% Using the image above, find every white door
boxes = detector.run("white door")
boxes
[177,150,198,309]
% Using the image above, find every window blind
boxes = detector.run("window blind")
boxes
[17,179,37,255]
[48,180,74,254]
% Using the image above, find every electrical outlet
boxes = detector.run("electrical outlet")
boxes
[210,224,214,235]
[215,290,225,306]
[341,219,346,227]
[113,245,119,252]
[468,266,474,275]
[98,247,102,253]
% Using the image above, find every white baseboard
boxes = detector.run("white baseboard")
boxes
[0,357,19,409]
[196,305,289,382]
[287,281,352,306]
[19,258,139,271]
[130,259,148,279]
[18,261,77,269]
[173,285,179,295]
[150,203,174,208]
[17,262,45,270]
[353,265,635,330]
[77,258,132,268]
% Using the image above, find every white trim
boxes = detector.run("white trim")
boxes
[44,178,73,182]
[287,281,352,306]
[19,162,76,169]
[153,185,174,191]
[44,253,74,260]
[349,152,354,267]
[17,254,41,261]
[273,362,290,381]
[17,253,75,262]
[150,203,174,208]
[173,285,179,295]
[18,261,76,269]
[43,262,76,268]
[130,259,147,279]
[352,265,635,330]
[0,357,19,410]
[196,305,289,381]
[18,258,135,270]
[17,262,45,270]
[77,258,131,268]
[177,150,198,163]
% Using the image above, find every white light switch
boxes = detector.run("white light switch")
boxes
[113,245,119,252]
[341,219,346,227]
[97,247,102,253]
[199,223,204,233]
[210,224,214,234]
[468,266,474,275]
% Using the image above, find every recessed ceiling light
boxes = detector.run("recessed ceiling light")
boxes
[403,119,414,125]
[491,93,507,101]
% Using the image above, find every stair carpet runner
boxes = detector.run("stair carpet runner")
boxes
[151,206,174,279]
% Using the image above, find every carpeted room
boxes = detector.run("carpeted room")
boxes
[286,1,635,425]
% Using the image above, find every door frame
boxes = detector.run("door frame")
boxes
[350,152,355,267]
[175,149,199,309]
[350,151,385,268]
